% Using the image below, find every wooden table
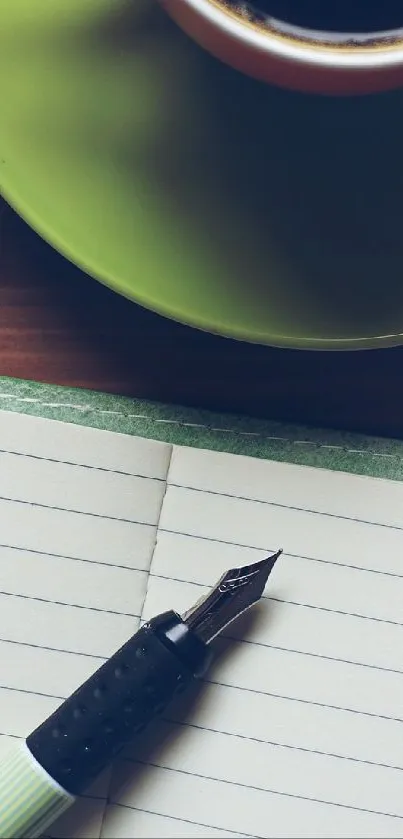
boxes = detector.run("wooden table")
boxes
[1,200,403,439]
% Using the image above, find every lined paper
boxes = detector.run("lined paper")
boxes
[104,445,403,839]
[0,410,171,839]
[4,408,403,838]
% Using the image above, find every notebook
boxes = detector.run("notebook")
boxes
[2,378,403,839]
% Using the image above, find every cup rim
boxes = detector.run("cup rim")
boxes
[188,0,403,67]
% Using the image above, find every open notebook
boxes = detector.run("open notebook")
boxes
[2,407,403,839]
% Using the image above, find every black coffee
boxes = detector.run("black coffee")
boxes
[232,0,403,32]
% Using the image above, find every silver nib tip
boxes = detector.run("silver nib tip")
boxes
[183,550,281,645]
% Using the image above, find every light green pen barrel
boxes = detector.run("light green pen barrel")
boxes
[0,742,73,839]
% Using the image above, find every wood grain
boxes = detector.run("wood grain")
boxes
[1,200,403,439]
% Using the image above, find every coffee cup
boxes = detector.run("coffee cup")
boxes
[160,0,403,94]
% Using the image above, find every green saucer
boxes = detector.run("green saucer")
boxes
[2,0,403,348]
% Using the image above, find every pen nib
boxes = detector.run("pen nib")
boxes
[183,550,281,645]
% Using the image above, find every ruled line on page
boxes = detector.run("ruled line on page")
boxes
[0,410,171,479]
[162,718,403,773]
[144,576,403,674]
[5,627,403,685]
[169,482,403,532]
[142,579,403,719]
[265,596,403,627]
[0,448,166,480]
[126,758,403,819]
[9,577,403,631]
[125,759,403,821]
[152,570,403,628]
[175,711,403,768]
[0,500,158,571]
[103,801,256,838]
[0,641,107,709]
[0,636,106,660]
[107,759,403,839]
[1,685,64,701]
[157,485,403,577]
[167,444,403,529]
[205,677,403,724]
[152,524,403,627]
[105,444,403,839]
[0,542,149,573]
[121,670,403,781]
[0,410,173,839]
[3,666,403,725]
[0,591,141,618]
[221,636,403,676]
[158,527,403,579]
[0,494,155,526]
[0,566,148,660]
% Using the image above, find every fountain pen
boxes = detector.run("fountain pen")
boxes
[0,551,280,839]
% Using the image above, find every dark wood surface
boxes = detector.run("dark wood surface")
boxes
[1,200,403,439]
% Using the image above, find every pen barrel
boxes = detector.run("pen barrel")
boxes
[0,742,73,839]
[26,611,212,798]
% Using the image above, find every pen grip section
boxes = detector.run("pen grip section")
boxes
[26,612,201,796]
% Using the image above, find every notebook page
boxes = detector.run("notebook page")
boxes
[104,445,403,839]
[0,410,171,838]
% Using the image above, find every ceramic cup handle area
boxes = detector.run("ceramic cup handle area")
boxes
[160,0,403,95]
